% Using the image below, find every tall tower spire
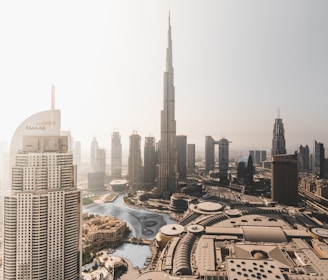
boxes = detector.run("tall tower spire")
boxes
[271,112,286,156]
[158,12,178,198]
[166,11,173,73]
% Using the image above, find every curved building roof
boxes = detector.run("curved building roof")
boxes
[310,227,328,239]
[190,201,223,214]
[172,233,196,275]
[225,209,242,217]
[187,224,204,234]
[8,109,61,192]
[160,224,185,236]
[243,226,287,243]
[10,109,61,164]
[110,180,128,186]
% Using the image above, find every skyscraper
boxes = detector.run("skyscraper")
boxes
[313,140,325,178]
[187,144,196,174]
[144,136,157,186]
[4,103,81,279]
[271,113,286,157]
[237,155,254,186]
[95,148,106,173]
[111,131,122,179]
[298,144,310,172]
[128,132,143,188]
[93,147,106,186]
[90,137,99,171]
[158,13,178,198]
[254,150,261,164]
[73,140,81,172]
[218,137,230,180]
[88,139,106,191]
[205,136,215,173]
[62,130,73,151]
[176,135,187,181]
[249,150,267,165]
[271,153,298,206]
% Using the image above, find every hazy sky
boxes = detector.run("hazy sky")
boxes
[0,0,327,155]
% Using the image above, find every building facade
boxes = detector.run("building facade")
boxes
[94,148,106,173]
[4,108,81,280]
[205,136,230,180]
[261,150,267,163]
[88,147,106,191]
[187,144,195,174]
[249,150,267,165]
[271,153,298,206]
[111,131,122,179]
[205,136,215,173]
[144,136,157,185]
[236,155,254,186]
[176,135,187,181]
[128,132,143,188]
[90,137,99,171]
[158,14,178,198]
[73,140,81,173]
[218,137,230,180]
[298,144,310,172]
[313,140,325,178]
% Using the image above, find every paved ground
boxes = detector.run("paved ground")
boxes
[118,260,141,280]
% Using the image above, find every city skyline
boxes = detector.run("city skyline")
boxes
[1,1,328,154]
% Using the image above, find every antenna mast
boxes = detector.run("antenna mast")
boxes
[51,84,55,110]
[51,85,55,129]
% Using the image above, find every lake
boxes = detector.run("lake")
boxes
[83,195,176,267]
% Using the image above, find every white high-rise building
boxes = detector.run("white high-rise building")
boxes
[4,98,81,280]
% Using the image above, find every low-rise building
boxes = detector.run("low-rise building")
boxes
[83,214,129,250]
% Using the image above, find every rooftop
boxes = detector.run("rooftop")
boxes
[136,190,328,280]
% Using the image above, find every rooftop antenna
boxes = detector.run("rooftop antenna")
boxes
[51,84,55,110]
[168,0,172,27]
[277,107,280,119]
[169,9,171,25]
[51,84,55,129]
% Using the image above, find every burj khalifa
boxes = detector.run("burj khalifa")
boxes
[158,13,178,198]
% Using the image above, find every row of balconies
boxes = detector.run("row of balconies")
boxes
[11,169,75,191]
[3,213,17,280]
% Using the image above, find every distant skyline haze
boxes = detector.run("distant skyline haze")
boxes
[0,0,327,155]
